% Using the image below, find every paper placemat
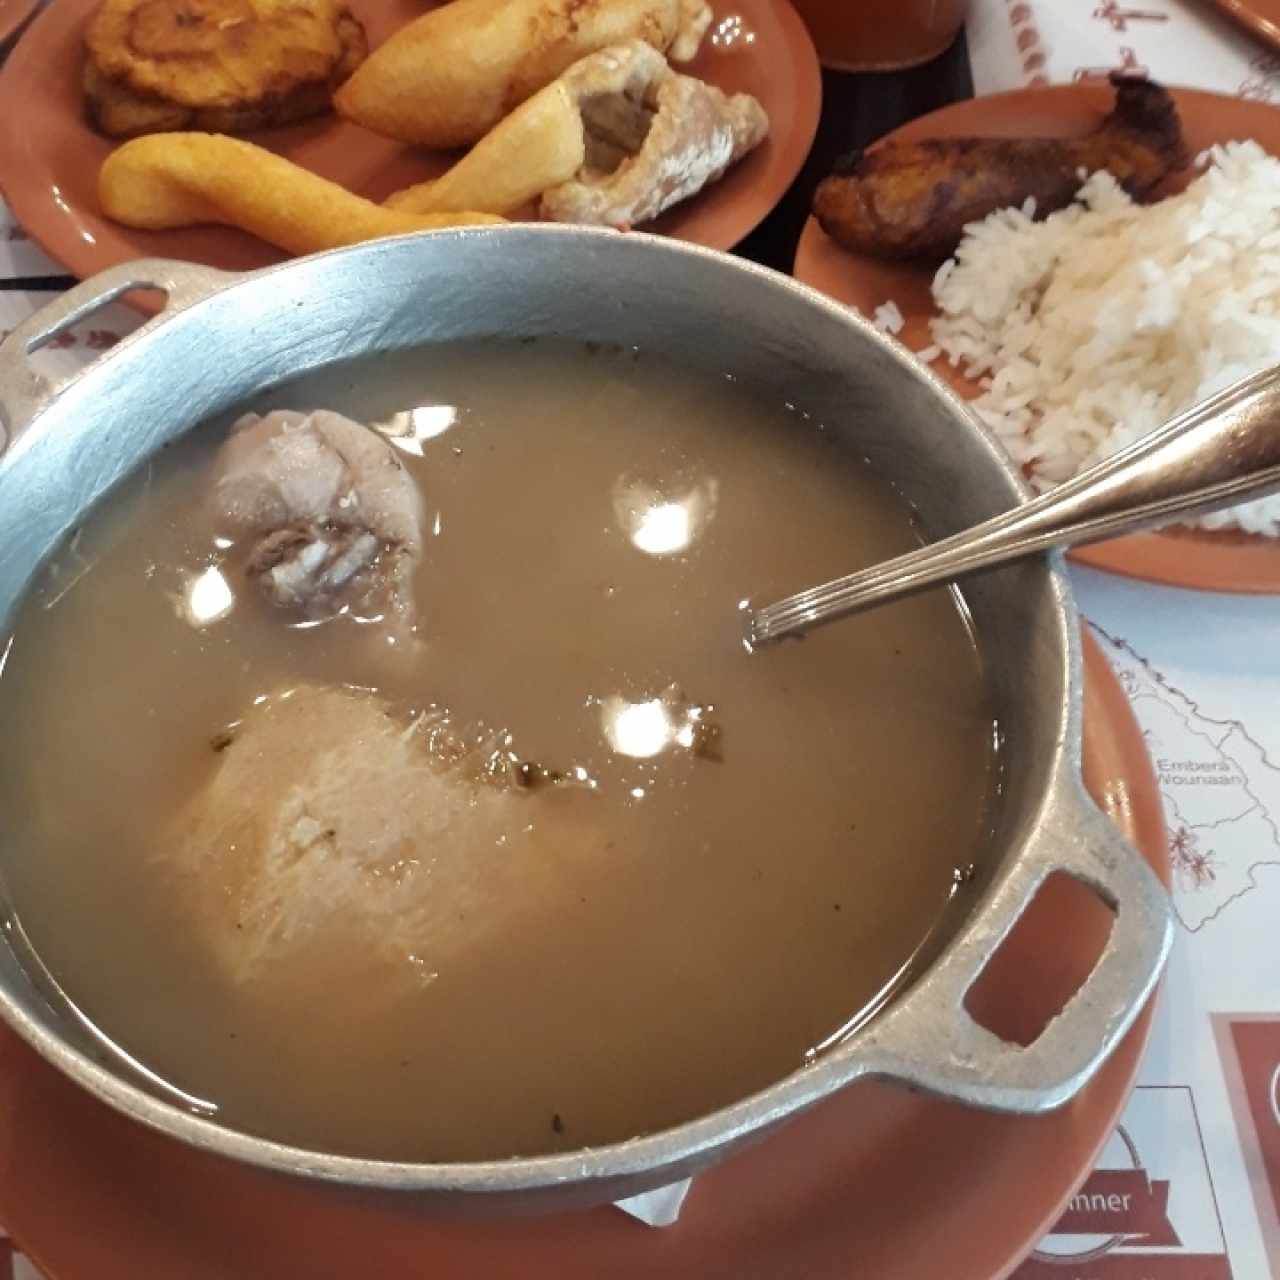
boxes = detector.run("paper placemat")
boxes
[968,0,1280,98]
[951,16,1280,1265]
[1014,568,1280,1279]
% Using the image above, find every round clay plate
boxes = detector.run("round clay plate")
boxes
[0,0,819,272]
[0,0,39,47]
[0,634,1166,1280]
[793,84,1280,595]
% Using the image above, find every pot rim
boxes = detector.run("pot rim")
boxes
[0,227,1171,1198]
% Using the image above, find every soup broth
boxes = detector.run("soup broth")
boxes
[0,340,996,1161]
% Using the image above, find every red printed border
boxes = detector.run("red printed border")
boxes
[1017,1085,1232,1279]
[1212,1014,1280,1279]
[1002,0,1049,86]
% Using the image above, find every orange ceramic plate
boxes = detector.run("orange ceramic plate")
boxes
[1203,0,1280,51]
[0,0,39,47]
[0,0,819,271]
[0,634,1166,1280]
[793,83,1280,595]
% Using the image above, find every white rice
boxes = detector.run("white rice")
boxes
[872,299,905,335]
[925,140,1280,535]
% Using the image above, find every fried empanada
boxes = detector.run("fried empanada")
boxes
[384,77,586,217]
[386,41,768,227]
[334,0,711,148]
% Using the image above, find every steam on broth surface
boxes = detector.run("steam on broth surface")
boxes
[0,340,996,1162]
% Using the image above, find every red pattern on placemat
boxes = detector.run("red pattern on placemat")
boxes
[995,0,1280,103]
[1004,0,1049,85]
[1093,3,1168,32]
[1074,46,1148,80]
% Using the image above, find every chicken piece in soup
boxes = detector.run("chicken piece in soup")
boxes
[212,409,423,629]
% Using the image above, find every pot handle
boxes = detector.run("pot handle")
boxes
[856,788,1172,1113]
[0,259,235,455]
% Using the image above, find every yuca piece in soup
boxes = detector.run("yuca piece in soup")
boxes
[168,683,602,994]
[0,339,997,1162]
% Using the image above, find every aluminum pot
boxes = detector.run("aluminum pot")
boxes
[0,225,1171,1214]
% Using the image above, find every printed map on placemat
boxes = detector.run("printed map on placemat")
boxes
[1092,624,1280,932]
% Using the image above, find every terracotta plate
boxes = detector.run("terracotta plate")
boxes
[0,0,38,48]
[1203,0,1280,52]
[0,634,1166,1280]
[793,83,1280,595]
[0,0,820,272]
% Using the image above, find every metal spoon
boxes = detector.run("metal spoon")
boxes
[746,364,1280,647]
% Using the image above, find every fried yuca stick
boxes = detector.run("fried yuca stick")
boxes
[384,81,585,216]
[99,134,503,256]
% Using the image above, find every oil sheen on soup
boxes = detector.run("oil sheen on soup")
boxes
[0,340,996,1162]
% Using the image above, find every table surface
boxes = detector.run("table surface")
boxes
[2,13,1280,1280]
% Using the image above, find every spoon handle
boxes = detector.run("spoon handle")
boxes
[747,365,1280,647]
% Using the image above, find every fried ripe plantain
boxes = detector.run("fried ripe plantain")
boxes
[334,0,711,148]
[813,76,1189,262]
[99,133,503,256]
[85,0,368,138]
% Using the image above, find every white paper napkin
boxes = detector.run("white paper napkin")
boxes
[614,1179,694,1226]
[968,0,1280,98]
[11,1253,44,1280]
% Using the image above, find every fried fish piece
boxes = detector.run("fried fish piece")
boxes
[540,41,768,228]
[386,41,768,227]
[99,133,503,256]
[813,76,1189,262]
[334,0,712,148]
[85,0,367,138]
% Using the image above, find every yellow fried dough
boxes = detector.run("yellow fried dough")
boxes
[334,0,711,148]
[99,134,503,256]
[385,80,585,216]
[671,0,713,60]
